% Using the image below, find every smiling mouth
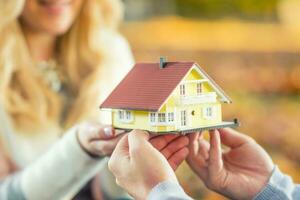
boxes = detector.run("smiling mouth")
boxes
[38,0,71,6]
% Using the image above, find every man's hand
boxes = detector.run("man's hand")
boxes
[186,128,274,200]
[149,134,189,170]
[108,130,188,200]
[77,122,125,157]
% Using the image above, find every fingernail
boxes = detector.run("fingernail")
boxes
[104,127,113,137]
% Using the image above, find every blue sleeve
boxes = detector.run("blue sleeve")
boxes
[254,166,300,200]
[147,181,193,200]
[0,172,26,200]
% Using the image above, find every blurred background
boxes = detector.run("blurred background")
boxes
[120,0,300,199]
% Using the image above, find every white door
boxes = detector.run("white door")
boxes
[180,110,187,127]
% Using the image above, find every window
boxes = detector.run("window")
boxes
[150,113,156,123]
[158,113,166,123]
[118,110,124,120]
[197,83,202,95]
[125,111,132,120]
[203,107,214,119]
[180,110,187,126]
[168,112,174,122]
[118,110,133,122]
[180,84,185,96]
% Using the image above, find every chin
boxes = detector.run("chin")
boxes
[43,22,73,36]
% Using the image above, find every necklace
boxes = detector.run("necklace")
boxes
[36,59,63,92]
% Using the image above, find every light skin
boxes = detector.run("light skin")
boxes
[186,128,274,200]
[20,0,83,61]
[108,130,189,200]
[76,122,125,157]
[109,128,274,200]
[78,122,189,160]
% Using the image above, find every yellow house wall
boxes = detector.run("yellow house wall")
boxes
[112,110,158,132]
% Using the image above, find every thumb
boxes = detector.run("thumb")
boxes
[108,134,129,174]
[128,130,153,156]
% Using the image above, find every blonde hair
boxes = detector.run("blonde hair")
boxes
[0,0,123,133]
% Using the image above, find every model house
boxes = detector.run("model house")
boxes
[100,58,238,134]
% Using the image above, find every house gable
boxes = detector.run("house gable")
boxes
[157,64,231,112]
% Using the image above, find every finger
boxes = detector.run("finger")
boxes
[89,134,125,156]
[168,147,189,171]
[128,130,152,156]
[81,122,116,141]
[208,130,223,174]
[187,142,209,168]
[150,134,179,151]
[218,128,251,148]
[198,138,210,161]
[187,132,201,155]
[160,136,189,159]
[108,134,130,174]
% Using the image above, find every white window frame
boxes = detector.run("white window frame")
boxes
[158,113,166,123]
[203,106,215,119]
[125,111,132,121]
[180,84,186,96]
[168,112,174,122]
[118,110,133,123]
[149,112,175,126]
[197,82,203,95]
[150,113,156,123]
[118,110,124,120]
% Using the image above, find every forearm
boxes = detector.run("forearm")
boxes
[147,181,193,200]
[20,126,105,200]
[254,166,300,200]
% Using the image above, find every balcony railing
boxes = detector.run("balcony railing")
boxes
[180,92,217,105]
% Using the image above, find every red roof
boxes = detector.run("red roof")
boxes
[100,62,195,111]
[100,61,231,111]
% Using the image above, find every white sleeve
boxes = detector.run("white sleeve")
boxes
[20,126,106,200]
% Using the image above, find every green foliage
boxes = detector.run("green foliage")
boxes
[174,0,279,21]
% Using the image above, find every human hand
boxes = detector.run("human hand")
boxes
[76,122,124,157]
[149,133,189,170]
[108,130,188,199]
[186,128,274,200]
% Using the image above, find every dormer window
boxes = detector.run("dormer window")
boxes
[180,84,186,96]
[197,83,202,95]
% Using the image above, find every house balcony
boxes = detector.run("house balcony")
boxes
[180,92,217,105]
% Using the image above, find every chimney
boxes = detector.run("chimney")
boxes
[159,56,167,69]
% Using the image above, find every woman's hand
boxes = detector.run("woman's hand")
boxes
[108,130,189,200]
[76,122,125,157]
[186,128,274,200]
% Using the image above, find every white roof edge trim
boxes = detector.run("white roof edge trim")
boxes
[192,64,232,104]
